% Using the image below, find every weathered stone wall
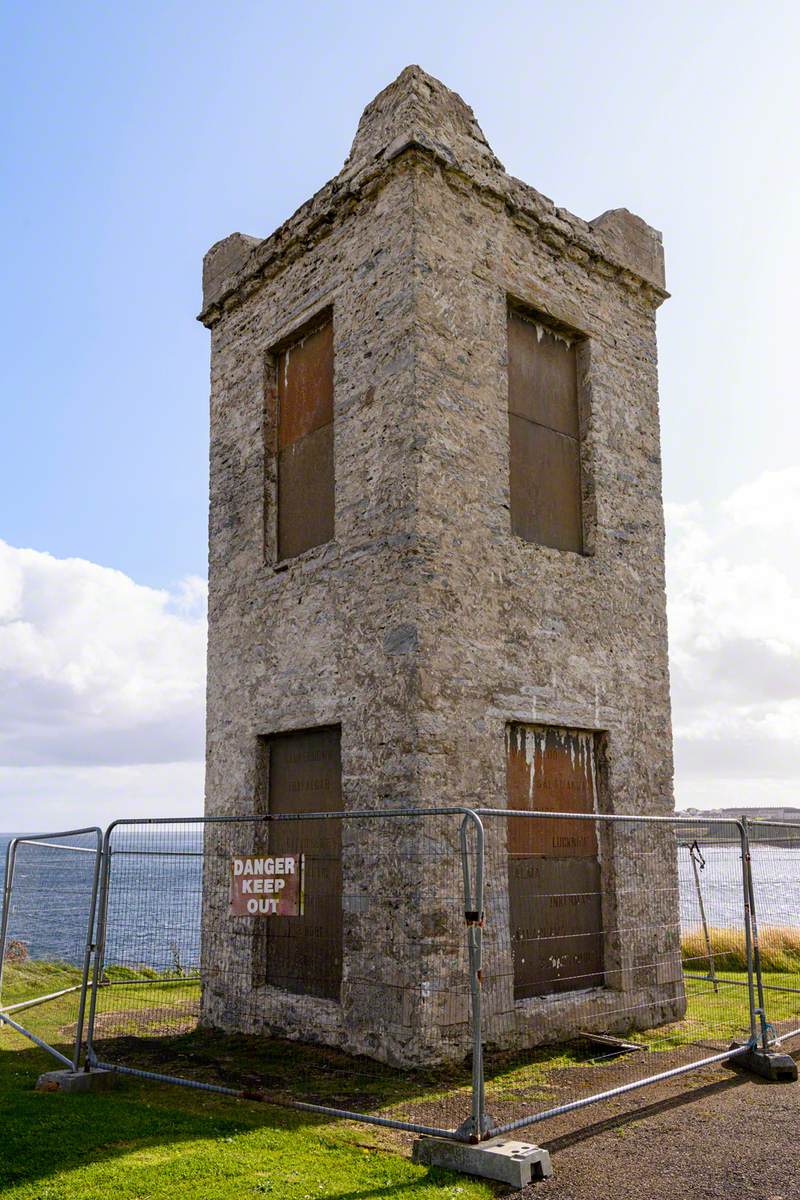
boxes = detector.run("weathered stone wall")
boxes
[200,160,449,1064]
[408,132,680,1045]
[200,65,680,1064]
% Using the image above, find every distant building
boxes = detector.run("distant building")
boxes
[681,808,800,822]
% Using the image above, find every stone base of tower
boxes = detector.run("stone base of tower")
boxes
[198,976,686,1068]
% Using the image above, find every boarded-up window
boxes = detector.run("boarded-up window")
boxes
[256,726,343,1000]
[507,724,604,1000]
[276,316,334,560]
[507,309,583,552]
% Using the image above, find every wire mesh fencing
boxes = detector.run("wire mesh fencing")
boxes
[0,828,102,1071]
[474,812,759,1139]
[744,819,800,1049]
[85,809,484,1140]
[5,807,794,1149]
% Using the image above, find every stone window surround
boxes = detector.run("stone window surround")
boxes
[245,713,619,1022]
[260,287,600,574]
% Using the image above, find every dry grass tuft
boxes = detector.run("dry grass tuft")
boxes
[682,925,800,972]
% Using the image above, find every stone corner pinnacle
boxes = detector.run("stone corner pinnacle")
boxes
[201,232,261,315]
[589,208,667,292]
[342,65,504,179]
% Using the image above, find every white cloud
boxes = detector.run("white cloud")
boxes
[720,467,800,531]
[0,541,206,826]
[666,469,800,808]
[0,761,205,833]
[1,468,798,829]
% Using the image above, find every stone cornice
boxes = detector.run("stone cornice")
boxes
[198,138,668,331]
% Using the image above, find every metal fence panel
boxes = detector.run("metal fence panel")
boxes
[473,811,757,1139]
[85,809,484,1140]
[0,828,102,1070]
[743,819,800,1048]
[8,807,795,1155]
[78,807,784,1146]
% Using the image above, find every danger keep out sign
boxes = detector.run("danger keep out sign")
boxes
[230,854,304,917]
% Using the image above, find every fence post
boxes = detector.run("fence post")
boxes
[741,817,770,1051]
[71,830,104,1071]
[459,811,486,1141]
[0,838,19,1010]
[84,826,113,1068]
[737,819,760,1047]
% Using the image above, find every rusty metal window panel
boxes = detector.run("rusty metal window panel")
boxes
[507,309,583,553]
[275,316,334,560]
[509,415,583,552]
[277,424,334,561]
[255,726,343,1001]
[506,723,605,1000]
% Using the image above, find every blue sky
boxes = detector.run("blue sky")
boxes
[1,1,798,825]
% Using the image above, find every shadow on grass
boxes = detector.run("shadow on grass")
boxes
[0,1042,486,1200]
[87,1020,708,1140]
[90,1024,475,1114]
[0,1024,602,1198]
[6,992,780,1198]
[87,1022,609,1136]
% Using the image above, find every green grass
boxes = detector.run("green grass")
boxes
[483,962,800,1100]
[0,965,492,1200]
[2,954,798,1198]
[1,959,85,1006]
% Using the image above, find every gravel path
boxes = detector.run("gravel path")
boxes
[519,1055,799,1199]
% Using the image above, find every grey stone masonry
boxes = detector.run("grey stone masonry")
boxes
[200,66,680,1066]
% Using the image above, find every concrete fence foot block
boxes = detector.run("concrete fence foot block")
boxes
[413,1135,553,1189]
[741,1048,798,1082]
[35,1069,117,1093]
[727,1041,798,1083]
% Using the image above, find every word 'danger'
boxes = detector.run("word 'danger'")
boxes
[230,853,304,917]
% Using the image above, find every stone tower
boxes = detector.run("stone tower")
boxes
[199,67,682,1064]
